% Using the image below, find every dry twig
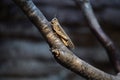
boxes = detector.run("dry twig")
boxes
[74,0,120,72]
[12,0,119,80]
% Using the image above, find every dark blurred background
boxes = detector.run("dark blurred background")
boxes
[0,0,120,80]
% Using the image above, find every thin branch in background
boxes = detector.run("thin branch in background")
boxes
[74,0,120,72]
[12,0,119,80]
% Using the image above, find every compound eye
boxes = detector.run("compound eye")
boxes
[54,18,57,20]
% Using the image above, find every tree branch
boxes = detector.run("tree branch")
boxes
[12,0,117,80]
[74,0,120,72]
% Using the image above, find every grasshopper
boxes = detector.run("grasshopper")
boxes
[51,18,74,49]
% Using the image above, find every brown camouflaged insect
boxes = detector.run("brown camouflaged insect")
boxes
[51,18,74,49]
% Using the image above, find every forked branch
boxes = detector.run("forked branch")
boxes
[74,0,120,72]
[12,0,118,80]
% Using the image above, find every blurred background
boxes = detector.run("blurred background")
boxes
[0,0,120,80]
